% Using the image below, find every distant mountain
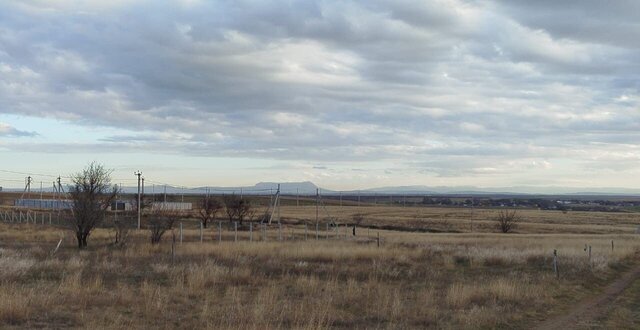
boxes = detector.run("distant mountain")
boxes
[358,185,640,196]
[4,181,640,196]
[253,181,319,194]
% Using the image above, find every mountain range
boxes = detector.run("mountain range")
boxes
[4,181,640,196]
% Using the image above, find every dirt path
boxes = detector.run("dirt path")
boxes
[535,264,640,330]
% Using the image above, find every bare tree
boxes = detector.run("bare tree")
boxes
[352,213,365,225]
[198,196,222,228]
[223,194,253,225]
[110,213,134,247]
[131,193,152,212]
[496,209,519,233]
[147,207,180,244]
[68,162,118,249]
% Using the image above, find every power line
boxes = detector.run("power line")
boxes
[0,169,70,179]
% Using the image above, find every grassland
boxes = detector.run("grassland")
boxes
[0,204,639,329]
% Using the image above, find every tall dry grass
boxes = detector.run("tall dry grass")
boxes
[0,211,637,329]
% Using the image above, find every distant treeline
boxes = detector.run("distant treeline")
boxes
[419,197,640,212]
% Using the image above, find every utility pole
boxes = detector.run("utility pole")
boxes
[470,196,475,232]
[56,176,62,211]
[315,188,319,225]
[276,184,280,224]
[22,176,32,200]
[134,171,142,230]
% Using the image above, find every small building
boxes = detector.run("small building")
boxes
[110,200,192,211]
[14,199,73,209]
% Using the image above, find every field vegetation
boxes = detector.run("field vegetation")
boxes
[0,202,639,328]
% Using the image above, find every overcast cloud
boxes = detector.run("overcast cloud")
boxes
[0,0,638,188]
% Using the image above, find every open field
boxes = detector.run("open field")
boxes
[0,205,639,328]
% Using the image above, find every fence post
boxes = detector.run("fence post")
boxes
[588,245,592,269]
[180,223,183,244]
[263,223,267,241]
[218,221,222,242]
[612,240,614,251]
[278,223,282,241]
[553,249,559,279]
[234,222,238,242]
[200,222,203,243]
[250,222,253,242]
[345,224,348,239]
[377,232,380,247]
[326,223,329,239]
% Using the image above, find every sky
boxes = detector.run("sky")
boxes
[0,0,639,191]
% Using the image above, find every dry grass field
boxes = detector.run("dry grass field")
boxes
[0,204,639,329]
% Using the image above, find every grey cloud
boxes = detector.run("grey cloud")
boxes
[0,123,37,137]
[0,0,639,180]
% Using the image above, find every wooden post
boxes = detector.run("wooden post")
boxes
[171,232,176,264]
[263,223,267,241]
[234,222,238,242]
[588,245,592,269]
[218,221,222,242]
[377,232,380,248]
[200,222,203,243]
[325,223,329,239]
[612,240,614,251]
[553,249,559,279]
[180,223,183,244]
[249,222,253,242]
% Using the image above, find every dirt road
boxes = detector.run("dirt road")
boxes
[535,264,640,329]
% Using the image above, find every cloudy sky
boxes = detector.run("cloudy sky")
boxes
[0,0,639,190]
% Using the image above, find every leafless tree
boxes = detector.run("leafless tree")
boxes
[110,213,134,247]
[147,207,180,244]
[496,209,519,233]
[223,194,253,225]
[198,196,222,228]
[68,162,118,249]
[352,213,365,225]
[131,193,153,212]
